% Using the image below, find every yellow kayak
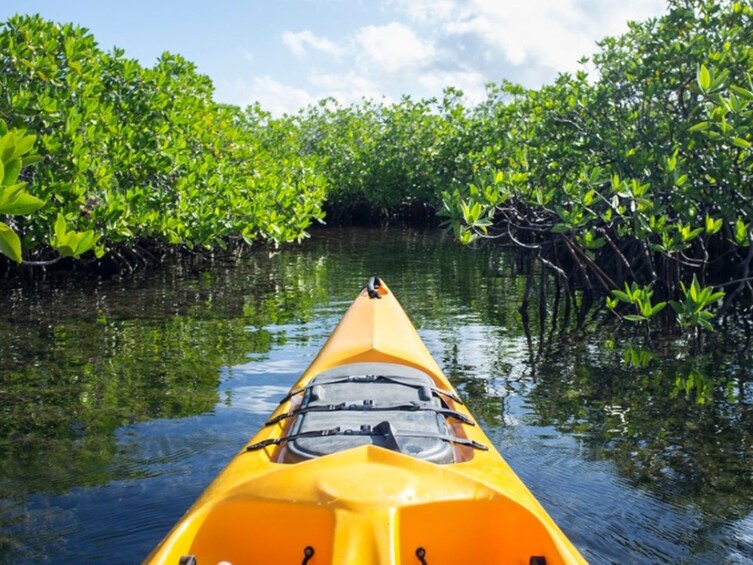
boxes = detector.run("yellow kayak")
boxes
[145,277,587,564]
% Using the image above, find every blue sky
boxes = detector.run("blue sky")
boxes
[0,0,668,115]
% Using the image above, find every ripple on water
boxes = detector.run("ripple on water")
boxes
[502,429,704,564]
[219,384,291,415]
[231,358,309,376]
[2,228,751,564]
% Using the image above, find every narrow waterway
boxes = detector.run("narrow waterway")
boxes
[0,228,751,563]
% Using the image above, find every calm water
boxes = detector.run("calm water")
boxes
[1,228,751,564]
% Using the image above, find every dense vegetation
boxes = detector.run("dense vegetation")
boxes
[438,0,753,331]
[291,0,753,330]
[290,89,478,224]
[0,15,326,269]
[2,1,752,329]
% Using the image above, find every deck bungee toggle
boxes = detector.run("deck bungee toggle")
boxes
[365,274,382,299]
[145,276,587,564]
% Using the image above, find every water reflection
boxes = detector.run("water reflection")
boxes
[0,227,751,563]
[523,312,753,562]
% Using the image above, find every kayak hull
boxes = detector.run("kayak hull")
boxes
[145,280,587,564]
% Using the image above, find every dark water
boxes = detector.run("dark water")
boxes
[1,228,751,564]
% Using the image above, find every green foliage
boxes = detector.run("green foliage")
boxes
[0,15,327,264]
[0,223,20,262]
[289,89,478,221]
[669,275,725,330]
[50,213,103,259]
[3,1,752,329]
[0,122,43,262]
[440,0,753,330]
[607,282,667,324]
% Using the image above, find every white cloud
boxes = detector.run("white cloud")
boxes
[309,72,387,104]
[596,0,668,40]
[393,0,667,77]
[355,22,435,73]
[385,0,457,24]
[416,69,488,106]
[282,30,342,58]
[236,76,316,115]
[445,1,595,72]
[218,0,668,114]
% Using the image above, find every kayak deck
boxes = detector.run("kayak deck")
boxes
[172,446,575,564]
[145,279,586,564]
[273,362,462,464]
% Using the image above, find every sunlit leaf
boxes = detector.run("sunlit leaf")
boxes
[0,222,22,262]
[698,64,711,91]
[1,192,44,215]
[2,158,22,186]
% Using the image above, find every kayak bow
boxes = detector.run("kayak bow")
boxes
[145,277,587,564]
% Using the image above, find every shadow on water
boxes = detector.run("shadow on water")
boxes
[0,227,751,563]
